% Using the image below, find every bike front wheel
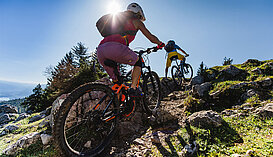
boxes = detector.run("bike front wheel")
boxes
[182,63,193,82]
[171,65,183,86]
[142,71,161,115]
[53,82,118,157]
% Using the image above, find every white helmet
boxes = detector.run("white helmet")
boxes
[127,3,146,21]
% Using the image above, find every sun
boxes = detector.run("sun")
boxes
[107,0,122,15]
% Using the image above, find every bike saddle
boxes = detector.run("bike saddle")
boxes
[104,59,118,68]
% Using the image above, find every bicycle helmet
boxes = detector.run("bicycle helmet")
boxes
[167,40,175,46]
[127,3,146,21]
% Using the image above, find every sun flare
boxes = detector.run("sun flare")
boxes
[107,0,122,15]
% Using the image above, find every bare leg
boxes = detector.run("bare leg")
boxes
[131,66,141,89]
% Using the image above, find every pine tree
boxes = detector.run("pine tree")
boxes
[21,84,46,112]
[223,57,233,65]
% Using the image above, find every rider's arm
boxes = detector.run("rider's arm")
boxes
[133,19,162,45]
[177,46,189,56]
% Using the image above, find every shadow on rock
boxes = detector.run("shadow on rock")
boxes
[101,106,185,156]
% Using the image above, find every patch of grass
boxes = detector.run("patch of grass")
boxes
[16,140,58,157]
[0,113,47,155]
[245,94,261,105]
[210,65,228,72]
[209,80,242,94]
[193,115,273,156]
[184,95,203,112]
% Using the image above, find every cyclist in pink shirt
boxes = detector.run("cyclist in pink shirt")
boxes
[97,3,164,96]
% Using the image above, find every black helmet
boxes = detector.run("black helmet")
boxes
[168,40,175,46]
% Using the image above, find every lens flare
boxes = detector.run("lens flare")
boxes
[107,0,121,15]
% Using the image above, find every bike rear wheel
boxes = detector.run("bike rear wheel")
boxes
[53,83,118,157]
[171,65,183,86]
[142,71,161,115]
[182,63,193,82]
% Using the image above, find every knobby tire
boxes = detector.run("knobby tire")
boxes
[142,71,161,115]
[53,82,118,157]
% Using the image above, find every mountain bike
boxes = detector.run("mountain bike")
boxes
[171,56,193,86]
[53,46,161,157]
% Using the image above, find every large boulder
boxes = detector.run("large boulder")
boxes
[217,65,247,81]
[28,114,45,124]
[243,59,261,65]
[186,110,224,129]
[49,94,68,128]
[192,82,211,98]
[2,132,41,155]
[254,103,273,119]
[4,125,19,132]
[160,78,180,97]
[0,125,20,136]
[257,78,273,87]
[191,75,204,85]
[0,114,18,125]
[0,104,18,114]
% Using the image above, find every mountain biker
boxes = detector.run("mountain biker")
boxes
[164,40,189,78]
[97,3,165,97]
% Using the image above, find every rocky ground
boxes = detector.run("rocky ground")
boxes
[0,59,273,156]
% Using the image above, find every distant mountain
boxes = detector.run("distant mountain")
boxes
[0,80,43,101]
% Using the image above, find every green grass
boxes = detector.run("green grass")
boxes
[209,80,242,94]
[0,113,50,156]
[193,115,273,156]
[149,114,273,157]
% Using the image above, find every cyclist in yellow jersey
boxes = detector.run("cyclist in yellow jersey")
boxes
[164,40,189,78]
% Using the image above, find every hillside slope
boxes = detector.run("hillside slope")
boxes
[0,59,272,156]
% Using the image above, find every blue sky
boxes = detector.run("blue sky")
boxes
[1,0,273,84]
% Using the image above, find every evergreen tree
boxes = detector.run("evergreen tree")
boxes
[72,42,89,67]
[197,61,208,76]
[223,57,233,65]
[21,84,46,112]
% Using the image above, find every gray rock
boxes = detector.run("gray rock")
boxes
[14,113,29,122]
[0,104,18,114]
[49,94,68,128]
[38,116,50,128]
[264,62,273,69]
[4,125,19,133]
[192,82,211,98]
[40,134,53,145]
[258,78,272,87]
[28,114,45,124]
[251,67,262,74]
[221,109,238,116]
[0,130,7,137]
[187,110,224,128]
[39,106,52,116]
[0,114,17,125]
[191,75,204,85]
[217,65,247,81]
[182,141,198,156]
[0,114,12,124]
[241,89,259,101]
[161,78,180,97]
[2,132,40,155]
[254,103,273,119]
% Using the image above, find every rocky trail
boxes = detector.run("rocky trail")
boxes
[1,59,273,156]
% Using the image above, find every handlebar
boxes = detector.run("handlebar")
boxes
[135,46,161,55]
